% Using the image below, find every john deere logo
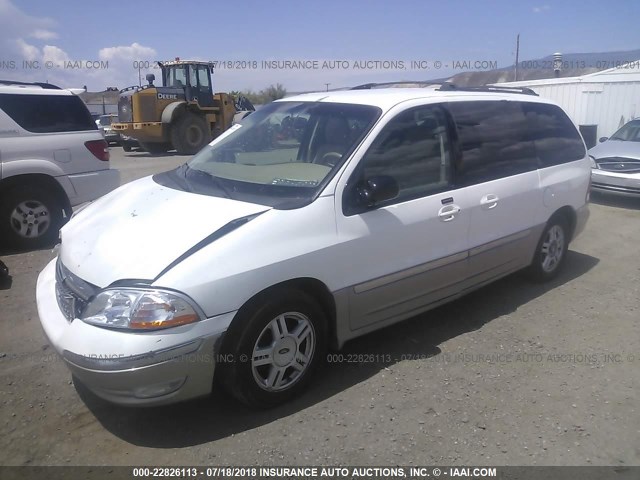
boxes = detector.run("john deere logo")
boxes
[158,93,178,100]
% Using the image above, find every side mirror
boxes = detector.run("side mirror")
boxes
[357,175,399,207]
[599,136,608,143]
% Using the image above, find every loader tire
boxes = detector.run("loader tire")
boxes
[171,113,209,155]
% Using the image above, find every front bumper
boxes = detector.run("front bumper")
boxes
[36,258,235,406]
[591,169,640,196]
[112,122,165,143]
[66,169,121,206]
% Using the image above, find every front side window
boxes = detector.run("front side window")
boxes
[165,66,187,88]
[0,93,97,133]
[447,100,538,185]
[344,105,453,214]
[197,66,211,89]
[154,101,381,208]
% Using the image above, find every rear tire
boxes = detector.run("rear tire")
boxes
[217,288,327,409]
[171,113,209,155]
[526,216,569,282]
[0,185,64,249]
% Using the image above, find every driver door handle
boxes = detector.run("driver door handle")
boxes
[480,194,500,209]
[438,204,461,222]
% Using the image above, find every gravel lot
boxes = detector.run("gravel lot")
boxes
[1,147,639,467]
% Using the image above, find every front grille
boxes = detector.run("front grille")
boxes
[118,94,133,123]
[55,260,96,322]
[137,95,157,122]
[596,157,640,173]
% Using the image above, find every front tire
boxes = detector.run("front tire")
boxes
[171,113,209,155]
[217,289,327,409]
[0,185,64,249]
[527,216,569,282]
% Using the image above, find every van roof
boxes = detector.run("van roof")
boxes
[280,87,557,112]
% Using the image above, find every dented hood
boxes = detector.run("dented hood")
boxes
[59,176,269,287]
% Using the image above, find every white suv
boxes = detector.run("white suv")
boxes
[36,86,590,408]
[0,81,120,248]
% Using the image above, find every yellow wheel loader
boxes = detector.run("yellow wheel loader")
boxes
[112,60,254,154]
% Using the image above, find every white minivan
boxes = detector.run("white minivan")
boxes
[36,86,590,408]
[0,81,120,248]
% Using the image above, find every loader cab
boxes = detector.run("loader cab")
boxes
[160,61,215,108]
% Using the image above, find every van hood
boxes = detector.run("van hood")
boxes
[59,176,269,287]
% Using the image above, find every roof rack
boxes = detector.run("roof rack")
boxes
[350,81,453,90]
[436,84,538,96]
[0,80,61,90]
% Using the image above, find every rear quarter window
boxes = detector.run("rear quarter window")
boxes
[522,102,586,167]
[0,93,97,133]
[447,100,538,185]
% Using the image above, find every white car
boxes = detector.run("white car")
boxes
[36,86,590,408]
[589,119,640,196]
[0,81,120,248]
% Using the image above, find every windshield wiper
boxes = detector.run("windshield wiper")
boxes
[183,166,233,199]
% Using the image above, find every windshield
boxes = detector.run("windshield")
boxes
[609,120,640,141]
[157,101,380,208]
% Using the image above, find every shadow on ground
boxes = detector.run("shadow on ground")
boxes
[590,192,640,210]
[0,259,11,290]
[78,250,599,448]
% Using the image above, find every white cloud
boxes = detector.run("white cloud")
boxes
[0,0,158,90]
[99,42,156,62]
[15,38,40,61]
[532,5,550,13]
[0,0,56,44]
[43,44,70,64]
[30,28,58,40]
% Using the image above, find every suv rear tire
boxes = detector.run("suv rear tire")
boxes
[0,185,64,249]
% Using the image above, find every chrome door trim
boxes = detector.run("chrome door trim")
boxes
[353,250,469,294]
[468,228,532,257]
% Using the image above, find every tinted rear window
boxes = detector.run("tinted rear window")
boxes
[522,102,586,166]
[0,93,97,133]
[447,100,538,185]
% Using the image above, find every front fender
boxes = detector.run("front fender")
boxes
[161,102,187,124]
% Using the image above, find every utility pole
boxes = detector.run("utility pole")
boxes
[324,83,330,91]
[514,34,520,82]
[138,64,142,86]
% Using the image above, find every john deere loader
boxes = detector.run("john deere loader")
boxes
[112,60,254,154]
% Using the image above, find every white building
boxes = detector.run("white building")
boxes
[493,62,640,145]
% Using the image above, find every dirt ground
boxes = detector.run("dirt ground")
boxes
[1,148,638,467]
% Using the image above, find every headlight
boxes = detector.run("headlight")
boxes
[81,289,201,330]
[589,156,599,169]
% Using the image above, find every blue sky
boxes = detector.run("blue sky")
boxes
[2,0,640,92]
